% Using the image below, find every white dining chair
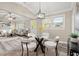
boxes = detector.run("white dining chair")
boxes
[21,41,36,56]
[44,40,59,56]
[42,32,59,56]
[41,33,49,40]
[21,32,37,56]
[28,33,36,42]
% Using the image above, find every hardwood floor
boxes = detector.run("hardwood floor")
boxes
[0,37,67,56]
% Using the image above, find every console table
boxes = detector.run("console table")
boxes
[67,38,79,56]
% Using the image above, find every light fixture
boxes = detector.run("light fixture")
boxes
[8,17,13,21]
[7,12,15,21]
[37,3,45,19]
[37,9,45,19]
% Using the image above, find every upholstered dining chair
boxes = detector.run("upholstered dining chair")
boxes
[42,33,59,56]
[28,33,36,42]
[21,33,37,56]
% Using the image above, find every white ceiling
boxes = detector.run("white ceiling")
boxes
[18,2,73,16]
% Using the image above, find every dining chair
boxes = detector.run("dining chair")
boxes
[21,33,37,56]
[21,41,36,56]
[41,33,49,41]
[28,33,36,41]
[42,32,59,56]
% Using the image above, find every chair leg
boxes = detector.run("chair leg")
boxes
[26,43,29,56]
[55,47,58,56]
[46,48,48,56]
[44,46,46,56]
[36,49,38,56]
[55,48,57,56]
[47,48,48,51]
[21,43,24,56]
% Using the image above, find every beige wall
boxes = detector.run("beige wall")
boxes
[0,3,72,42]
[44,11,72,42]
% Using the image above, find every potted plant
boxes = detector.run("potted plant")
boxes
[70,33,79,42]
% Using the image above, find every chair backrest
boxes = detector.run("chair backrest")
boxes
[42,32,49,40]
[55,36,60,42]
[28,33,36,37]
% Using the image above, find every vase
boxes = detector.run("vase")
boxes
[71,38,77,43]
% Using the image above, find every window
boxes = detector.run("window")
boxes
[42,19,50,31]
[31,20,37,33]
[53,14,65,29]
[42,14,65,30]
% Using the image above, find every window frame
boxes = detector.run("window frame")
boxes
[42,14,65,31]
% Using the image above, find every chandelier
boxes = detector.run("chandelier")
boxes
[7,12,16,21]
[37,9,45,19]
[37,3,45,19]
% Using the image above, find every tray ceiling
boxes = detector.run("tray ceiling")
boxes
[18,2,73,16]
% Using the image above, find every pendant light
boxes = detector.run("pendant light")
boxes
[37,2,45,19]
